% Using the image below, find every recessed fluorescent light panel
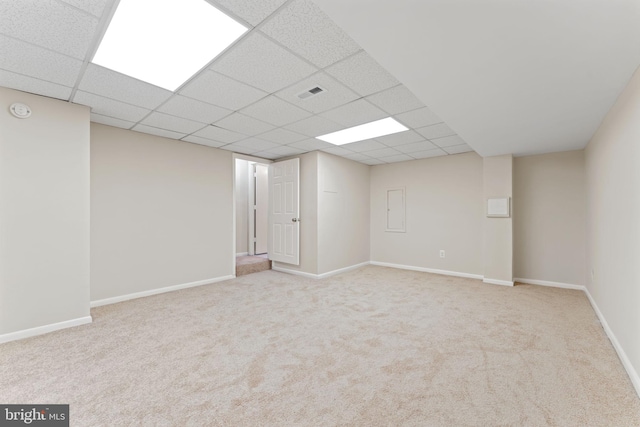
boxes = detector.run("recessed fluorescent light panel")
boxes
[92,0,247,91]
[316,117,408,145]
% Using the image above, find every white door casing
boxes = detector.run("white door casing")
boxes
[268,158,300,265]
[254,164,269,254]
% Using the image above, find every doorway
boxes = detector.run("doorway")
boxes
[235,158,271,276]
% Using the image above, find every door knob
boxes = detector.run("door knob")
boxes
[292,218,300,222]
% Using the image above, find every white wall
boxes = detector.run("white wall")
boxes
[0,87,90,337]
[483,155,513,284]
[514,151,586,285]
[370,152,484,275]
[317,152,370,274]
[235,159,249,255]
[585,66,640,394]
[91,124,234,302]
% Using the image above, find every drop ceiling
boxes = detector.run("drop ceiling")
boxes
[314,0,640,157]
[4,1,636,162]
[0,0,471,164]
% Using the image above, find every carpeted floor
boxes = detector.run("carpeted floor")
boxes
[236,254,271,276]
[1,266,639,426]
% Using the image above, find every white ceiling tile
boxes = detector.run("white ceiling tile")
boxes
[261,0,360,67]
[375,130,425,147]
[431,134,467,147]
[325,51,399,97]
[366,85,425,115]
[132,124,186,140]
[240,95,311,127]
[276,72,358,114]
[395,141,438,154]
[284,115,344,137]
[361,158,386,165]
[319,99,387,127]
[417,123,456,140]
[73,91,151,122]
[79,64,172,109]
[219,143,259,155]
[395,107,442,129]
[342,139,386,152]
[252,151,281,160]
[140,112,205,134]
[260,145,305,157]
[256,128,307,144]
[443,144,475,154]
[211,32,316,93]
[158,96,232,124]
[192,125,245,144]
[58,0,110,17]
[364,147,402,158]
[0,0,98,59]
[233,138,280,152]
[182,135,227,148]
[380,154,414,163]
[90,113,134,129]
[214,112,275,136]
[343,152,374,162]
[179,70,267,111]
[212,0,287,26]
[0,69,72,100]
[287,138,333,151]
[411,148,448,159]
[0,35,83,86]
[321,146,354,156]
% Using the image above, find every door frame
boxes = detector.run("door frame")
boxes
[232,154,272,274]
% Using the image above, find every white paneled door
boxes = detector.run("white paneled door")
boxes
[268,158,300,265]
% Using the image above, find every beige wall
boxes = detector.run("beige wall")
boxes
[91,124,233,301]
[273,151,318,275]
[585,66,640,391]
[235,159,249,255]
[317,152,370,274]
[514,151,586,285]
[0,87,90,335]
[370,152,484,275]
[483,155,513,283]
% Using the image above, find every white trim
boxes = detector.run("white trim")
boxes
[272,265,319,279]
[90,275,234,307]
[483,278,514,286]
[272,261,370,279]
[318,262,370,279]
[514,277,585,291]
[236,252,249,257]
[584,287,640,398]
[370,261,484,280]
[0,316,92,344]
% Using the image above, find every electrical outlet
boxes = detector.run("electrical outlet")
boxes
[440,250,445,258]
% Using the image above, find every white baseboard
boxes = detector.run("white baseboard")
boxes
[514,277,585,291]
[583,288,640,398]
[273,261,370,279]
[235,252,248,257]
[90,275,235,308]
[370,261,484,280]
[317,262,370,279]
[0,316,92,344]
[483,278,514,286]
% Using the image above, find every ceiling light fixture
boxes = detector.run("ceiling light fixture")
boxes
[92,0,247,91]
[316,117,408,145]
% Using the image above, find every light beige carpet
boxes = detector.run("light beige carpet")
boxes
[1,266,639,426]
[236,254,271,277]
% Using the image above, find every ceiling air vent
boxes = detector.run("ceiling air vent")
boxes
[297,86,325,100]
